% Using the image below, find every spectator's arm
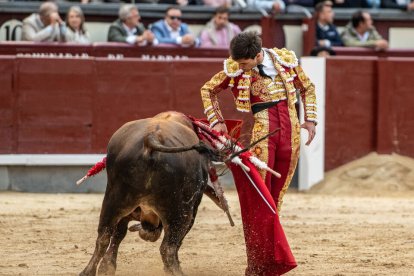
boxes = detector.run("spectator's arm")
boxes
[331,29,344,47]
[341,31,377,47]
[22,22,56,42]
[107,25,128,43]
[150,24,180,44]
[371,28,384,41]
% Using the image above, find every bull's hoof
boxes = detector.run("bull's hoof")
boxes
[79,268,95,276]
[164,265,185,276]
[97,261,116,276]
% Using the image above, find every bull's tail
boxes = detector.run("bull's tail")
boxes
[144,131,220,159]
[76,157,107,186]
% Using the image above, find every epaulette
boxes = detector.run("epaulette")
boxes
[269,48,298,69]
[223,58,243,78]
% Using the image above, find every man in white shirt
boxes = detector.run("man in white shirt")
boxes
[107,5,156,46]
[22,2,65,42]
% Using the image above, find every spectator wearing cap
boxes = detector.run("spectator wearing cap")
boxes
[315,1,343,48]
[108,4,156,46]
[199,6,241,48]
[150,7,200,47]
[22,2,65,42]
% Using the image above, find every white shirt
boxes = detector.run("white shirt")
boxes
[254,49,278,80]
[123,23,138,45]
[357,31,370,42]
[164,20,182,44]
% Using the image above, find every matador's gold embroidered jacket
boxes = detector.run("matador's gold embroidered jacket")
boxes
[201,47,317,127]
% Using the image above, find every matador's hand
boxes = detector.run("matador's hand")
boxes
[301,121,316,146]
[212,123,228,134]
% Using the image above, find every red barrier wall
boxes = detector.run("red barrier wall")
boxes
[377,58,414,157]
[15,58,95,153]
[0,56,15,153]
[325,57,378,170]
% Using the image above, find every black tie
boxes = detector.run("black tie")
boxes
[257,64,270,78]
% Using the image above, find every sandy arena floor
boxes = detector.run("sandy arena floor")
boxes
[0,190,413,276]
[1,153,413,275]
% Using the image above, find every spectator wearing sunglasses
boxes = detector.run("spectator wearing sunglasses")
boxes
[150,6,200,47]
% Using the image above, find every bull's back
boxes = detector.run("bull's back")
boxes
[105,116,205,194]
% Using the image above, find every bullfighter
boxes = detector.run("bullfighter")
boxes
[200,31,317,275]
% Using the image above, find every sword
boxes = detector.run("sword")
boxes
[240,166,276,215]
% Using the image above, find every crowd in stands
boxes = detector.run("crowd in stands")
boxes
[70,0,414,11]
[312,0,391,56]
[20,2,242,47]
[17,0,413,52]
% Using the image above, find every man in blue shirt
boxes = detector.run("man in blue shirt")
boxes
[150,6,200,47]
[315,1,343,48]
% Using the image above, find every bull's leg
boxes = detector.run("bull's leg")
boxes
[97,217,130,275]
[160,213,195,276]
[79,216,116,276]
[80,190,138,276]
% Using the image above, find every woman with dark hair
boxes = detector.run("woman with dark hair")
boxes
[65,6,90,44]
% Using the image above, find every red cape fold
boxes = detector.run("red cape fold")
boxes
[229,155,297,275]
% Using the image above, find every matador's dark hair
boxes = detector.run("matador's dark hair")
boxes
[230,31,262,60]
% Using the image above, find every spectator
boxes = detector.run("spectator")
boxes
[315,1,343,48]
[22,2,65,42]
[65,6,90,44]
[247,0,286,14]
[341,10,388,50]
[381,0,414,11]
[108,5,156,46]
[150,7,199,47]
[199,6,241,48]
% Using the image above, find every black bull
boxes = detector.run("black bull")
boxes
[80,111,227,276]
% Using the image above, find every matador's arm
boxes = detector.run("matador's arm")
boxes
[293,65,318,124]
[200,71,231,128]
